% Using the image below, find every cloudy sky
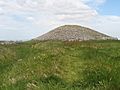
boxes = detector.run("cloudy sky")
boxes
[0,0,120,40]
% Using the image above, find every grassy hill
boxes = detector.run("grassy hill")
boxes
[0,40,120,90]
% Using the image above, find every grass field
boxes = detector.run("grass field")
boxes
[0,40,120,90]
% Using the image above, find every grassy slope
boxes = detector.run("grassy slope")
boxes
[0,40,120,90]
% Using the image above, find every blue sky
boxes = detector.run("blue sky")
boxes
[0,0,120,40]
[99,0,120,15]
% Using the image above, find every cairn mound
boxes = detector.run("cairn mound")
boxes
[35,25,116,41]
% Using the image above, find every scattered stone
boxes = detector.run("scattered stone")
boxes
[0,41,23,45]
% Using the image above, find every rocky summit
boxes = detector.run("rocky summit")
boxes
[35,25,117,41]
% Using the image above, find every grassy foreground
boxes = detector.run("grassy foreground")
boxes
[0,40,120,90]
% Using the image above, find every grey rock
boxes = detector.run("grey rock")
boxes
[34,25,117,41]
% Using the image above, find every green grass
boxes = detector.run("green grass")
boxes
[0,40,120,90]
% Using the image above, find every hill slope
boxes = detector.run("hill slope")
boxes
[35,25,116,41]
[0,40,120,90]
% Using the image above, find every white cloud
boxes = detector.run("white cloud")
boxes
[0,0,98,20]
[82,0,106,6]
[91,15,120,38]
[0,0,119,40]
